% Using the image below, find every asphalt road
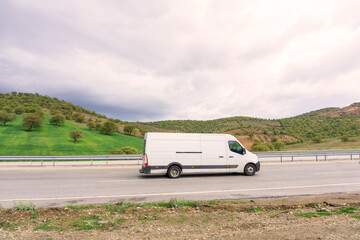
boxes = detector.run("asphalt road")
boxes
[0,161,359,208]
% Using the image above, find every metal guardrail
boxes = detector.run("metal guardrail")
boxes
[254,149,360,162]
[0,150,359,166]
[0,155,143,166]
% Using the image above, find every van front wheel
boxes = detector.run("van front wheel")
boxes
[167,165,182,178]
[244,163,256,176]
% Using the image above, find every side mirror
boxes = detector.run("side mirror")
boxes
[241,148,246,155]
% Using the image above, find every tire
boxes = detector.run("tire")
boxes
[244,163,256,176]
[167,165,182,178]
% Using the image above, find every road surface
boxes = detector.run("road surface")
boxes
[0,161,359,208]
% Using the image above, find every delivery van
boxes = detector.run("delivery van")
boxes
[139,132,260,178]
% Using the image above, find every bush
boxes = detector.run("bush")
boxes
[340,135,350,142]
[271,137,278,142]
[109,146,138,154]
[87,121,96,130]
[273,142,285,151]
[265,142,275,151]
[14,107,24,114]
[251,144,271,152]
[75,114,85,123]
[312,136,322,143]
[49,114,65,126]
[69,129,83,143]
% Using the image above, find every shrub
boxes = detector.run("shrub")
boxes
[265,142,275,151]
[69,129,83,143]
[271,137,278,142]
[109,146,138,154]
[340,135,350,142]
[87,121,96,130]
[49,114,65,126]
[273,142,285,151]
[251,144,270,152]
[14,107,24,114]
[312,136,322,143]
[75,114,85,123]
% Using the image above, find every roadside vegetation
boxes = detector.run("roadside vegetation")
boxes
[0,194,359,239]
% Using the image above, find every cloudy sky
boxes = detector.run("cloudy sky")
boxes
[1,0,360,121]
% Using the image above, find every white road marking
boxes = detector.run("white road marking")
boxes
[314,171,360,174]
[99,178,201,183]
[1,182,359,202]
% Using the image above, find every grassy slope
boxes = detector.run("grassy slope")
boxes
[0,115,144,155]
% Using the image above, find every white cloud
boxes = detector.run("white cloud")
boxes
[0,0,359,121]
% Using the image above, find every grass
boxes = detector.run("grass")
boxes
[0,115,144,155]
[13,201,36,211]
[295,206,360,218]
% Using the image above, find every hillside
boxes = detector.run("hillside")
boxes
[1,92,359,153]
[0,114,143,155]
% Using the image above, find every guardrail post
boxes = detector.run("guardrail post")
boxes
[350,154,352,160]
[53,158,55,167]
[324,155,327,161]
[280,156,283,163]
[316,155,318,162]
[41,159,43,166]
[291,156,294,162]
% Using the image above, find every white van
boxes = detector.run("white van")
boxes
[139,132,260,178]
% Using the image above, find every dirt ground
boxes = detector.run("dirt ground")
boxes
[0,193,359,240]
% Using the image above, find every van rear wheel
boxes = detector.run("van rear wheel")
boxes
[167,165,181,178]
[244,163,256,176]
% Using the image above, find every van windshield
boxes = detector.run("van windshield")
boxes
[228,141,244,154]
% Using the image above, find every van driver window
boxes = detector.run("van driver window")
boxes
[228,141,243,154]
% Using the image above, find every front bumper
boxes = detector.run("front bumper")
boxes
[139,165,151,174]
[256,161,260,172]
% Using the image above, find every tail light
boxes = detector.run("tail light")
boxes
[145,153,148,166]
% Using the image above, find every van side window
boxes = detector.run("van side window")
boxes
[228,141,244,154]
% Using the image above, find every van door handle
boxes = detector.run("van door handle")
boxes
[219,156,224,158]
[229,156,234,158]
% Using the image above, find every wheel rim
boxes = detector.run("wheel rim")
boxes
[247,166,254,174]
[171,168,179,177]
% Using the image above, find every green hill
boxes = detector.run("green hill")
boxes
[0,114,143,155]
[1,92,359,153]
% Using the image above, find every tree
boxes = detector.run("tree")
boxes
[49,114,65,126]
[123,125,135,135]
[0,111,16,126]
[100,121,118,135]
[69,129,83,143]
[22,113,44,131]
